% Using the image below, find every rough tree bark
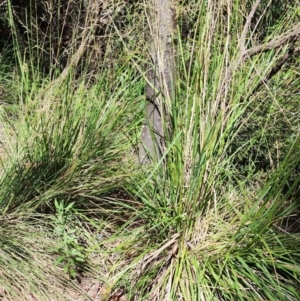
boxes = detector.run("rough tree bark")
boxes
[139,0,175,164]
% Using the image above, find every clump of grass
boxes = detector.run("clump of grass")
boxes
[112,1,300,300]
[0,62,143,211]
[0,53,144,299]
[0,1,147,298]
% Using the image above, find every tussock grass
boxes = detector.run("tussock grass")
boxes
[115,1,300,300]
[0,56,145,299]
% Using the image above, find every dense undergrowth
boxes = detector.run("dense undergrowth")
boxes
[0,0,300,300]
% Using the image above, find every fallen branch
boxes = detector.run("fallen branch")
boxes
[244,23,300,58]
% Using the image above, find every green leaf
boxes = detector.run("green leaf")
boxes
[69,267,76,278]
[70,248,83,256]
[63,265,69,274]
[65,202,75,212]
[68,258,75,265]
[75,257,86,262]
[54,256,65,266]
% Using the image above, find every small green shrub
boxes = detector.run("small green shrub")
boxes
[51,200,86,279]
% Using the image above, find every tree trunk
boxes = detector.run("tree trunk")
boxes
[139,0,175,164]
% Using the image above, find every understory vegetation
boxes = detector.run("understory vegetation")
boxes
[0,0,299,300]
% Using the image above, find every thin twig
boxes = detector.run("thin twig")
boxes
[0,0,7,8]
[140,233,180,273]
[239,0,261,52]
